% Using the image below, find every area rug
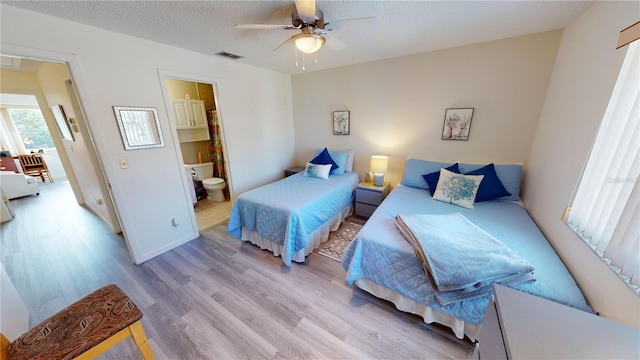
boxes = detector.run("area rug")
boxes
[318,222,363,262]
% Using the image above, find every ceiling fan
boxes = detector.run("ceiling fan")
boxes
[235,0,376,54]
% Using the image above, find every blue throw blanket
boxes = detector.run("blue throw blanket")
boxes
[395,213,535,305]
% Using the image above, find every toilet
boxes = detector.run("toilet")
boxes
[189,162,226,202]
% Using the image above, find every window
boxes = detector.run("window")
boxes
[565,42,639,294]
[8,108,55,150]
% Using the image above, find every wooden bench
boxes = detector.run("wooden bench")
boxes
[1,284,154,360]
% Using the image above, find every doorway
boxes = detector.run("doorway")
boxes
[0,55,121,233]
[163,77,232,231]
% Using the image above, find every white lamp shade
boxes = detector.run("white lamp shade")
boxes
[293,34,325,54]
[370,155,389,174]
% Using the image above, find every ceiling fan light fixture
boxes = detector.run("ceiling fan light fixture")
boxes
[293,33,325,54]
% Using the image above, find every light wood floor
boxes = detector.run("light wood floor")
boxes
[194,197,232,231]
[1,181,474,359]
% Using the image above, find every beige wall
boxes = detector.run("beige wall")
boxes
[524,1,640,327]
[292,31,562,185]
[166,78,199,101]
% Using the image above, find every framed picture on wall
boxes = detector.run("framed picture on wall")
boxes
[442,108,474,141]
[333,110,350,135]
[50,105,74,141]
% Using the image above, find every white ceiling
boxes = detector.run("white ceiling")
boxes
[2,1,594,75]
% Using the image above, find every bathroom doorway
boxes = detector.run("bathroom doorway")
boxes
[162,76,232,231]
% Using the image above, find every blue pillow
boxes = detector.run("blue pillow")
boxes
[314,148,352,174]
[464,163,511,202]
[422,163,460,196]
[310,147,339,172]
[459,163,522,201]
[328,151,348,175]
[401,158,456,189]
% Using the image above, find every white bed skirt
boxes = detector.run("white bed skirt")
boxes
[240,204,353,263]
[353,278,481,341]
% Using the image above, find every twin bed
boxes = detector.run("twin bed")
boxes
[228,154,591,340]
[228,149,359,266]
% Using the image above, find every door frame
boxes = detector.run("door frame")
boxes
[157,69,234,207]
[0,44,126,237]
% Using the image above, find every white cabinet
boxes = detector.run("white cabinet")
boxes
[477,284,640,359]
[172,99,207,129]
[172,99,210,142]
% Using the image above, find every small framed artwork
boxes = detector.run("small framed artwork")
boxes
[333,110,350,135]
[442,108,474,141]
[50,105,74,141]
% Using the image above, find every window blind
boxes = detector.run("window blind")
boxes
[566,41,640,294]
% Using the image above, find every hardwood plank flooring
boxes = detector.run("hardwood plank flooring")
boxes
[1,180,474,359]
[194,198,232,231]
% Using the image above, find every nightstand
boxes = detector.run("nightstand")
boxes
[355,181,390,218]
[475,284,639,360]
[284,166,305,177]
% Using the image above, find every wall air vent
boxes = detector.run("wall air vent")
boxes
[215,51,243,60]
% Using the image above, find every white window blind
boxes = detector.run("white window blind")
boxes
[566,41,640,294]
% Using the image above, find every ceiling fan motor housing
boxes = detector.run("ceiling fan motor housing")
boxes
[291,9,325,29]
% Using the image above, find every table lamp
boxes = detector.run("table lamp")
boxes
[370,155,388,186]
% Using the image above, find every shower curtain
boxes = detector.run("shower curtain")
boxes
[208,110,227,184]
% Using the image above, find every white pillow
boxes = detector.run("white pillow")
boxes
[303,162,332,179]
[432,168,484,209]
[345,150,355,172]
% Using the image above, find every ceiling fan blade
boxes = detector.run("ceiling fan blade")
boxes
[235,24,292,30]
[327,16,378,30]
[324,33,346,51]
[294,0,316,23]
[273,35,295,52]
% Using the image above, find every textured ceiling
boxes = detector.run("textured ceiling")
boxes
[2,1,593,75]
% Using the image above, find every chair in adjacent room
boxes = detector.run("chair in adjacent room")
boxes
[17,154,53,183]
[0,284,154,360]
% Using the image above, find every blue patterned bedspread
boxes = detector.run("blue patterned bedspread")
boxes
[342,185,592,324]
[228,171,360,265]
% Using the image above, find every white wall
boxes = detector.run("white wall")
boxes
[1,5,294,263]
[524,1,640,327]
[292,31,562,185]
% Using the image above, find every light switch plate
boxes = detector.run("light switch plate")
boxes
[118,157,129,169]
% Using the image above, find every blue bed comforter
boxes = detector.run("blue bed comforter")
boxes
[228,171,360,265]
[342,185,592,324]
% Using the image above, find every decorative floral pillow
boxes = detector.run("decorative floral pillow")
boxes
[432,168,484,209]
[422,163,460,196]
[303,162,332,179]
